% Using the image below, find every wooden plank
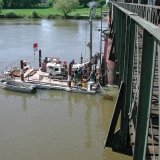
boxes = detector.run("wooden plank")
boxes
[148,128,159,136]
[146,146,159,155]
[130,135,159,146]
[150,110,159,117]
[147,136,159,145]
[146,156,159,160]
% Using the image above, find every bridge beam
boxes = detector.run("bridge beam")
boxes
[133,30,156,160]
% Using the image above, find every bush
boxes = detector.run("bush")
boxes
[4,11,18,18]
[30,11,39,18]
[47,0,54,7]
[46,14,56,18]
[0,0,3,15]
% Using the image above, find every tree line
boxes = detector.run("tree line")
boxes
[0,0,105,9]
[1,0,41,8]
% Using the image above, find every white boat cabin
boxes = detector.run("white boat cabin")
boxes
[46,63,65,75]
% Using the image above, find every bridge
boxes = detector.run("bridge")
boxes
[103,1,160,160]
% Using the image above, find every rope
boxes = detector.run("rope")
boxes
[98,81,106,94]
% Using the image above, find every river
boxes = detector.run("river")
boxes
[0,18,131,160]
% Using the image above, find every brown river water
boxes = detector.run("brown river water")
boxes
[0,19,131,160]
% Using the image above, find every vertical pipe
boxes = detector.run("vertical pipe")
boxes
[90,10,92,62]
[100,5,102,68]
[80,53,83,64]
[68,64,72,87]
[39,50,42,68]
[158,41,160,160]
[20,60,24,81]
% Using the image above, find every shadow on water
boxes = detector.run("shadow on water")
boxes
[0,87,38,111]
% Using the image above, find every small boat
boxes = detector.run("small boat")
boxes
[0,80,37,93]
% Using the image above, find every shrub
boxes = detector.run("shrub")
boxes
[31,11,39,18]
[47,0,54,7]
[4,11,18,18]
[0,0,3,15]
[46,14,56,18]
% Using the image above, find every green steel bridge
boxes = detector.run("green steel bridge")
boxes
[104,1,160,160]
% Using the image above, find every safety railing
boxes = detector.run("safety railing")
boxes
[115,2,160,26]
[105,2,160,160]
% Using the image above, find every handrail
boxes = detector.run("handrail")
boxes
[105,1,160,159]
[114,2,160,26]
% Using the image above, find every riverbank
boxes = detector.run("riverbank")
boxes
[0,6,108,19]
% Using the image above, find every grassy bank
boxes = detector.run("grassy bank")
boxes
[0,6,108,19]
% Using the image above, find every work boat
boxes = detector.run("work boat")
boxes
[0,58,99,94]
[0,80,37,93]
[35,57,99,94]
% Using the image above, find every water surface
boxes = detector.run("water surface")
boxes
[0,19,131,160]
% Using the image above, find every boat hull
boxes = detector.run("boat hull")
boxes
[0,80,37,93]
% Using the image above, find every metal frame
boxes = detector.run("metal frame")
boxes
[105,2,160,159]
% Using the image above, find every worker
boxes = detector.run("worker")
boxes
[74,68,78,80]
[78,67,82,80]
[88,70,96,82]
[69,59,75,66]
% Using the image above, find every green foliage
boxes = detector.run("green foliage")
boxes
[54,0,79,18]
[79,0,91,7]
[30,10,39,18]
[47,0,55,7]
[46,13,55,18]
[0,0,3,14]
[73,13,80,19]
[4,10,18,17]
[79,0,106,8]
[1,6,107,19]
[45,13,60,18]
[2,0,41,8]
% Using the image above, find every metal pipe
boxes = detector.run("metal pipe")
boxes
[158,41,160,160]
[89,16,93,63]
[39,50,42,68]
[20,60,24,81]
[100,5,102,70]
[68,64,72,87]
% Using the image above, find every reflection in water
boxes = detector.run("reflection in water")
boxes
[67,93,73,118]
[0,88,38,111]
[54,19,79,30]
[0,86,132,160]
[85,101,92,149]
[21,96,27,111]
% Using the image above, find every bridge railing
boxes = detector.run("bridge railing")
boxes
[114,2,160,26]
[105,2,160,160]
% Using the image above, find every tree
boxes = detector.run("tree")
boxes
[47,0,55,7]
[2,0,41,8]
[54,0,79,17]
[79,0,106,8]
[79,0,91,7]
[0,0,3,14]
